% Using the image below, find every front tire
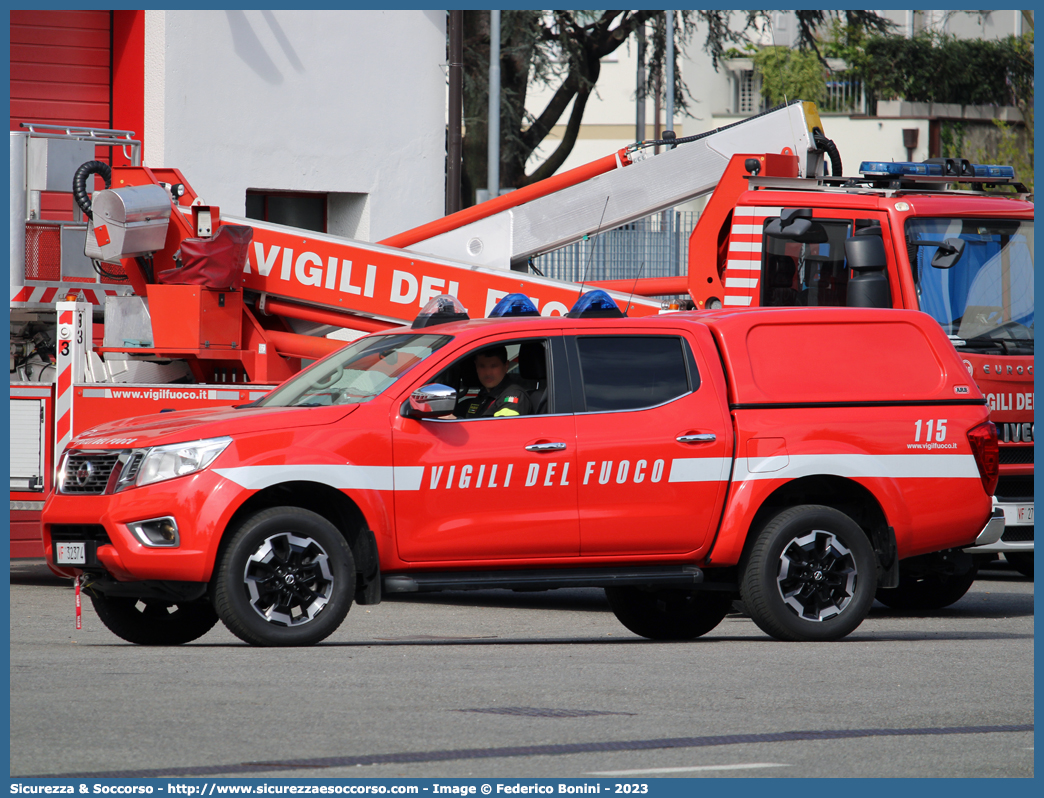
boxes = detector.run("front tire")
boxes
[90,593,218,645]
[214,507,355,646]
[1004,552,1033,578]
[605,587,733,640]
[740,505,877,641]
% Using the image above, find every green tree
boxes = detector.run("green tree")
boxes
[459,10,892,207]
[753,46,827,107]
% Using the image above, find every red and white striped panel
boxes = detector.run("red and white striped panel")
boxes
[53,307,75,459]
[53,302,93,468]
[723,205,780,307]
[12,285,118,306]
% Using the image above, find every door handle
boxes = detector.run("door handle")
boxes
[677,433,716,444]
[525,442,567,452]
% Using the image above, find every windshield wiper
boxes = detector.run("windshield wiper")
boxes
[960,335,1033,354]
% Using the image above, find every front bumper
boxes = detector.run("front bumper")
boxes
[41,469,242,582]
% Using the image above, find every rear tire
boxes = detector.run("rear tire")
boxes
[605,587,733,640]
[1004,552,1034,578]
[875,565,978,610]
[740,505,877,641]
[214,507,355,646]
[90,593,218,645]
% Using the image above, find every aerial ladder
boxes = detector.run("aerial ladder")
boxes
[383,100,829,272]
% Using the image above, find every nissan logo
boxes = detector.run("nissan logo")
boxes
[74,461,94,487]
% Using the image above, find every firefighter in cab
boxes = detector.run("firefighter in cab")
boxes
[455,345,532,418]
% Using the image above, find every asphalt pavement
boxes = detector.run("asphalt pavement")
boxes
[9,558,1034,779]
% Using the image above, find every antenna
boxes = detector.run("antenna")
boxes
[769,14,788,108]
[578,195,610,299]
[623,261,645,316]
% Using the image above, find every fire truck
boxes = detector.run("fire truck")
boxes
[11,100,1032,589]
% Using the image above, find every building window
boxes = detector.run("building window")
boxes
[246,191,327,233]
[738,70,759,114]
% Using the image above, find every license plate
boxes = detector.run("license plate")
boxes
[56,542,86,565]
[1017,505,1033,523]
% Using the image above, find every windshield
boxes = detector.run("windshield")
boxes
[256,333,452,408]
[907,218,1033,348]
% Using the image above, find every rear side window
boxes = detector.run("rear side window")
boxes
[576,336,692,412]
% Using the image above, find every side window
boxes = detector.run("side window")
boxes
[429,338,551,418]
[762,218,853,307]
[575,336,694,413]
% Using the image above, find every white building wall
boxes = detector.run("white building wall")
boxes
[143,10,446,242]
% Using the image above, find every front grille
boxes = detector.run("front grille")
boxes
[996,476,1033,502]
[50,524,111,544]
[61,452,121,494]
[1001,525,1034,543]
[999,445,1033,465]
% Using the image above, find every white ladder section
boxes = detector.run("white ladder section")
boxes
[406,102,825,270]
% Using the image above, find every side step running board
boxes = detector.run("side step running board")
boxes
[383,564,721,594]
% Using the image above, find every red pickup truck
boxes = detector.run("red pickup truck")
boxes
[42,299,1002,646]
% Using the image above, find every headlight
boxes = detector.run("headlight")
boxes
[134,437,233,488]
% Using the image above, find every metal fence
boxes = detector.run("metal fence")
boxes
[823,75,866,114]
[532,210,698,285]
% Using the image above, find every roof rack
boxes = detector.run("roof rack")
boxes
[749,172,1031,199]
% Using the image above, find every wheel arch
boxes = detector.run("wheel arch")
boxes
[214,481,382,605]
[718,475,898,587]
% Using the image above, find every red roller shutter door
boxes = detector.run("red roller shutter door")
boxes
[10,10,112,220]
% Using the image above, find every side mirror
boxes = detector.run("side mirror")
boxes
[929,237,966,270]
[845,234,891,309]
[911,237,966,269]
[845,234,888,272]
[406,383,457,418]
[763,208,828,243]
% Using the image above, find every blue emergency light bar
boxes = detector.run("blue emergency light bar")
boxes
[567,289,624,319]
[488,293,540,318]
[859,160,1015,179]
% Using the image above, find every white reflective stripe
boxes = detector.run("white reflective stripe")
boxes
[724,296,753,306]
[747,455,788,473]
[733,206,781,218]
[208,390,240,400]
[394,466,424,491]
[734,454,980,481]
[725,277,759,288]
[81,388,112,398]
[215,465,392,490]
[10,386,52,397]
[668,457,731,483]
[730,224,764,235]
[727,260,761,272]
[728,240,758,253]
